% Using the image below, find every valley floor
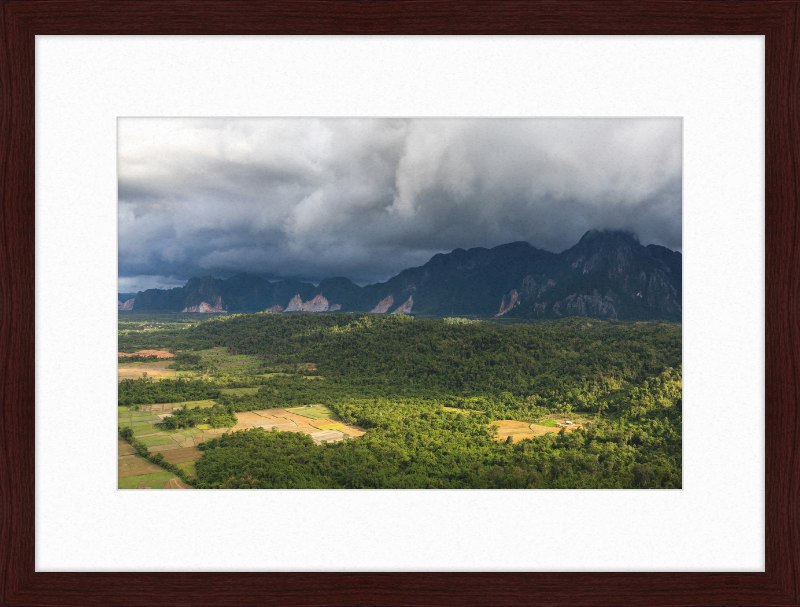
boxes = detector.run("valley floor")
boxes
[117,313,682,489]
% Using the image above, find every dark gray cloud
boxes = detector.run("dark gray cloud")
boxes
[118,118,681,291]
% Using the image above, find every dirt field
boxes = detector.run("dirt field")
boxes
[118,361,176,381]
[286,405,336,420]
[232,408,367,443]
[118,350,175,358]
[118,454,164,478]
[309,430,345,444]
[490,418,584,443]
[338,425,367,438]
[235,411,279,423]
[490,420,541,443]
[528,423,580,436]
[159,447,203,464]
[232,409,297,432]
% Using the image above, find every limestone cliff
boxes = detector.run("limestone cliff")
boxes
[284,293,336,312]
[118,298,135,311]
[495,290,519,317]
[284,295,304,312]
[370,295,394,314]
[303,294,331,312]
[182,295,226,313]
[391,296,413,315]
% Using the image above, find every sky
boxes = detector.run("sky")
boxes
[118,117,682,293]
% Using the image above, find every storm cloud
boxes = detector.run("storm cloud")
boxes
[118,117,681,292]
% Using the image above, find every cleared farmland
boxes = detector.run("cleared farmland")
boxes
[118,360,176,381]
[230,408,367,444]
[117,312,682,489]
[285,405,336,420]
[117,335,376,489]
[118,471,178,489]
[490,418,585,443]
[118,350,174,358]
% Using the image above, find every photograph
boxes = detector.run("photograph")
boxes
[4,0,791,602]
[117,117,682,490]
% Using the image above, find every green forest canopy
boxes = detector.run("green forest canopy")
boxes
[119,313,681,489]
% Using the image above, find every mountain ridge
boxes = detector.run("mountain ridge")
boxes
[122,230,681,321]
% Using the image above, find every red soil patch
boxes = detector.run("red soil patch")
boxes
[118,350,174,358]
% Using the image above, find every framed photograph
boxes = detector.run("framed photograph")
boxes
[2,1,797,605]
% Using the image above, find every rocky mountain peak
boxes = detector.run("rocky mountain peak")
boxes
[575,228,640,250]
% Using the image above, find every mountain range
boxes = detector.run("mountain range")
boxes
[119,229,681,321]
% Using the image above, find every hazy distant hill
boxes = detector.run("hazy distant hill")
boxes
[124,230,681,321]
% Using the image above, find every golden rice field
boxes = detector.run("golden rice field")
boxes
[490,418,584,443]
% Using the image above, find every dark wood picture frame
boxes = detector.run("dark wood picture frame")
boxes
[1,1,797,605]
